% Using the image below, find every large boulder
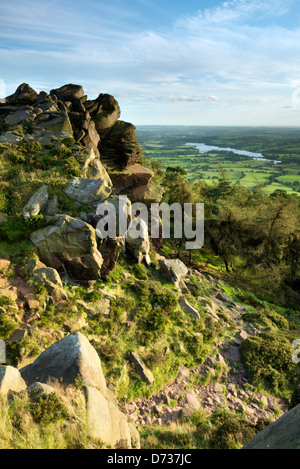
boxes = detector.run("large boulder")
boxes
[159,258,188,287]
[125,218,150,265]
[29,215,103,281]
[5,83,38,105]
[84,385,132,448]
[19,332,138,448]
[243,404,300,449]
[64,177,112,205]
[50,84,84,102]
[20,332,107,396]
[0,366,27,397]
[22,184,49,220]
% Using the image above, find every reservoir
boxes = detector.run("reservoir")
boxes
[186,142,281,164]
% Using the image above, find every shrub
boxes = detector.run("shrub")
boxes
[241,334,296,394]
[29,394,68,426]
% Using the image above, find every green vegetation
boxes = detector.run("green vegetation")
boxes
[141,407,271,449]
[137,126,300,195]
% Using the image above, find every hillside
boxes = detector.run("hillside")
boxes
[0,84,300,450]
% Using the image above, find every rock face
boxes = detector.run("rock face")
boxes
[126,218,150,265]
[29,215,103,281]
[0,366,27,397]
[159,258,188,287]
[22,185,49,220]
[99,121,142,168]
[20,332,107,395]
[87,94,121,136]
[243,404,300,449]
[27,259,67,302]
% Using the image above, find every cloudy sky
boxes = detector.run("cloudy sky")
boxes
[0,0,300,125]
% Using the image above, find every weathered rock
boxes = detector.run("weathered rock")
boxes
[126,218,150,265]
[90,94,121,136]
[5,83,38,105]
[111,164,154,200]
[242,404,300,449]
[7,328,28,343]
[179,297,200,320]
[0,366,27,397]
[84,385,132,448]
[0,131,23,144]
[129,352,154,385]
[20,332,107,396]
[98,237,125,278]
[159,258,188,287]
[29,215,103,281]
[43,195,59,217]
[78,298,110,318]
[5,109,34,126]
[25,130,72,145]
[64,177,112,205]
[177,366,190,383]
[99,120,142,168]
[50,84,84,102]
[27,259,67,302]
[184,389,201,410]
[64,314,87,332]
[36,114,73,135]
[27,382,56,400]
[22,185,49,220]
[81,120,100,156]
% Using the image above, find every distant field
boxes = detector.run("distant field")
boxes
[136,126,300,195]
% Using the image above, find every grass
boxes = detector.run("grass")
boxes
[0,383,100,449]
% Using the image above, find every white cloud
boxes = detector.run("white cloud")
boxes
[0,0,299,124]
[176,0,293,29]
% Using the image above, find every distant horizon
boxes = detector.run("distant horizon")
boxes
[1,0,300,126]
[135,124,300,128]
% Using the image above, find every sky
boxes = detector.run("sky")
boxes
[0,0,300,126]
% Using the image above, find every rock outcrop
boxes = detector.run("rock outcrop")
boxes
[1,83,143,169]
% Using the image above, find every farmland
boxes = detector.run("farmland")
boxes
[136,126,300,195]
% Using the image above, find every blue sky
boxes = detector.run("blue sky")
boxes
[0,0,300,125]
